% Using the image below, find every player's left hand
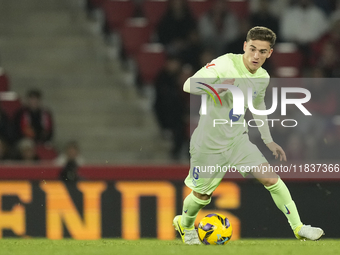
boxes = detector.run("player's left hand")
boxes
[217,78,235,93]
[266,142,287,161]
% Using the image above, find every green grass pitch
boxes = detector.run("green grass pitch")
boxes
[0,239,339,255]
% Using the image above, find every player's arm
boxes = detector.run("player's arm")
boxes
[252,88,287,161]
[183,58,234,95]
[183,63,219,95]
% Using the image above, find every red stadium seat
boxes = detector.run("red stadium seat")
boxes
[36,144,58,160]
[142,0,168,26]
[227,0,249,19]
[136,44,166,84]
[120,18,152,56]
[0,68,9,92]
[103,0,135,31]
[0,92,21,119]
[270,43,303,78]
[188,0,214,19]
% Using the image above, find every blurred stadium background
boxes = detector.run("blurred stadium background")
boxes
[0,0,339,240]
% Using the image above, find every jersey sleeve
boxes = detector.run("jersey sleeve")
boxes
[251,78,273,144]
[183,55,232,95]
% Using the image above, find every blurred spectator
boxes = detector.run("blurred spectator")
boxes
[280,0,329,64]
[250,0,280,40]
[331,0,340,23]
[319,125,340,159]
[14,89,54,144]
[85,0,96,18]
[249,0,290,18]
[280,0,329,44]
[179,30,204,72]
[293,76,337,159]
[15,138,40,162]
[154,56,182,131]
[311,17,340,76]
[153,56,187,160]
[198,0,238,55]
[199,49,216,68]
[0,138,11,161]
[57,141,83,182]
[55,140,85,167]
[157,0,196,54]
[0,107,11,143]
[60,161,79,182]
[319,17,340,50]
[314,0,333,15]
[223,19,251,54]
[304,69,337,117]
[318,42,340,77]
[285,132,306,160]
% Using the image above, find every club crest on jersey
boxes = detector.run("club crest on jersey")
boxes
[253,91,258,100]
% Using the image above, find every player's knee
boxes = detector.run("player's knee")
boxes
[260,177,278,187]
[193,191,211,200]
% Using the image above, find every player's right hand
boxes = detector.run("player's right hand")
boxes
[217,78,235,93]
[266,142,287,162]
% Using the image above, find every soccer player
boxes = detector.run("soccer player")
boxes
[173,26,324,244]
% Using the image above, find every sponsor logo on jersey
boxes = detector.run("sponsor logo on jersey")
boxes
[229,108,242,122]
[196,82,222,106]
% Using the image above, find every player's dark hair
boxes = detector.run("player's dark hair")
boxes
[246,26,276,48]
